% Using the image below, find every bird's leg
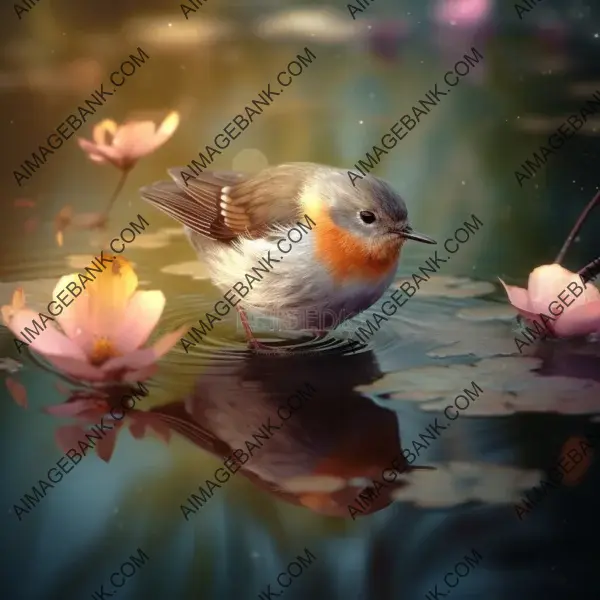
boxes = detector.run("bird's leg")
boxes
[236,306,281,354]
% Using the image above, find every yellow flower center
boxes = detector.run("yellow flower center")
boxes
[89,337,121,366]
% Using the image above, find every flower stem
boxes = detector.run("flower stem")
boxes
[103,168,131,217]
[555,189,600,264]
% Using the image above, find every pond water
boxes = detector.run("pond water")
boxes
[1,2,600,599]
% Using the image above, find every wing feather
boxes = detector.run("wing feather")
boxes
[140,162,319,241]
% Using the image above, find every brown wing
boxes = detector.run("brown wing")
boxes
[139,163,317,242]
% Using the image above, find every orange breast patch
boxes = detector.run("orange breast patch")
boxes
[303,195,401,283]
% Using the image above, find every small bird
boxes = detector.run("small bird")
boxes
[140,162,436,351]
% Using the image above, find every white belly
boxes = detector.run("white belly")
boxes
[201,232,398,330]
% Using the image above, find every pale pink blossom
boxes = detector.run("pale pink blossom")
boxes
[500,264,600,338]
[2,256,188,383]
[78,112,180,171]
[434,0,492,27]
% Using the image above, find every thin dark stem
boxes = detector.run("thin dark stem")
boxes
[555,189,600,264]
[578,256,600,284]
[103,168,131,216]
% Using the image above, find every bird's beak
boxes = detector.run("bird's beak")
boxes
[393,227,437,244]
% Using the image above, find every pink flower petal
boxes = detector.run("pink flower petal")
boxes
[44,398,107,418]
[6,377,27,408]
[498,279,534,312]
[153,111,180,149]
[129,417,147,439]
[95,430,118,462]
[153,324,190,358]
[112,121,158,160]
[74,409,108,423]
[527,264,599,315]
[149,420,171,444]
[101,324,189,374]
[86,257,139,341]
[553,301,600,337]
[582,282,600,302]
[121,364,158,383]
[114,291,166,354]
[92,119,118,145]
[100,348,156,374]
[498,279,547,327]
[52,274,94,354]
[77,138,128,169]
[55,425,86,454]
[7,309,88,361]
[42,355,107,381]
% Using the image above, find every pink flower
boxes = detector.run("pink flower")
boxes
[77,112,180,171]
[2,256,188,383]
[500,264,600,337]
[434,0,492,27]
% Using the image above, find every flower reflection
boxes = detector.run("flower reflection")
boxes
[54,206,109,247]
[1,256,187,383]
[5,376,28,408]
[45,383,168,463]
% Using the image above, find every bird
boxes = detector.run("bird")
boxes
[140,161,436,352]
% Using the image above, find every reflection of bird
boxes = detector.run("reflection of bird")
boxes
[141,163,435,350]
[149,348,433,518]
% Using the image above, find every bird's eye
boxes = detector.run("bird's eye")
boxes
[359,211,376,224]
